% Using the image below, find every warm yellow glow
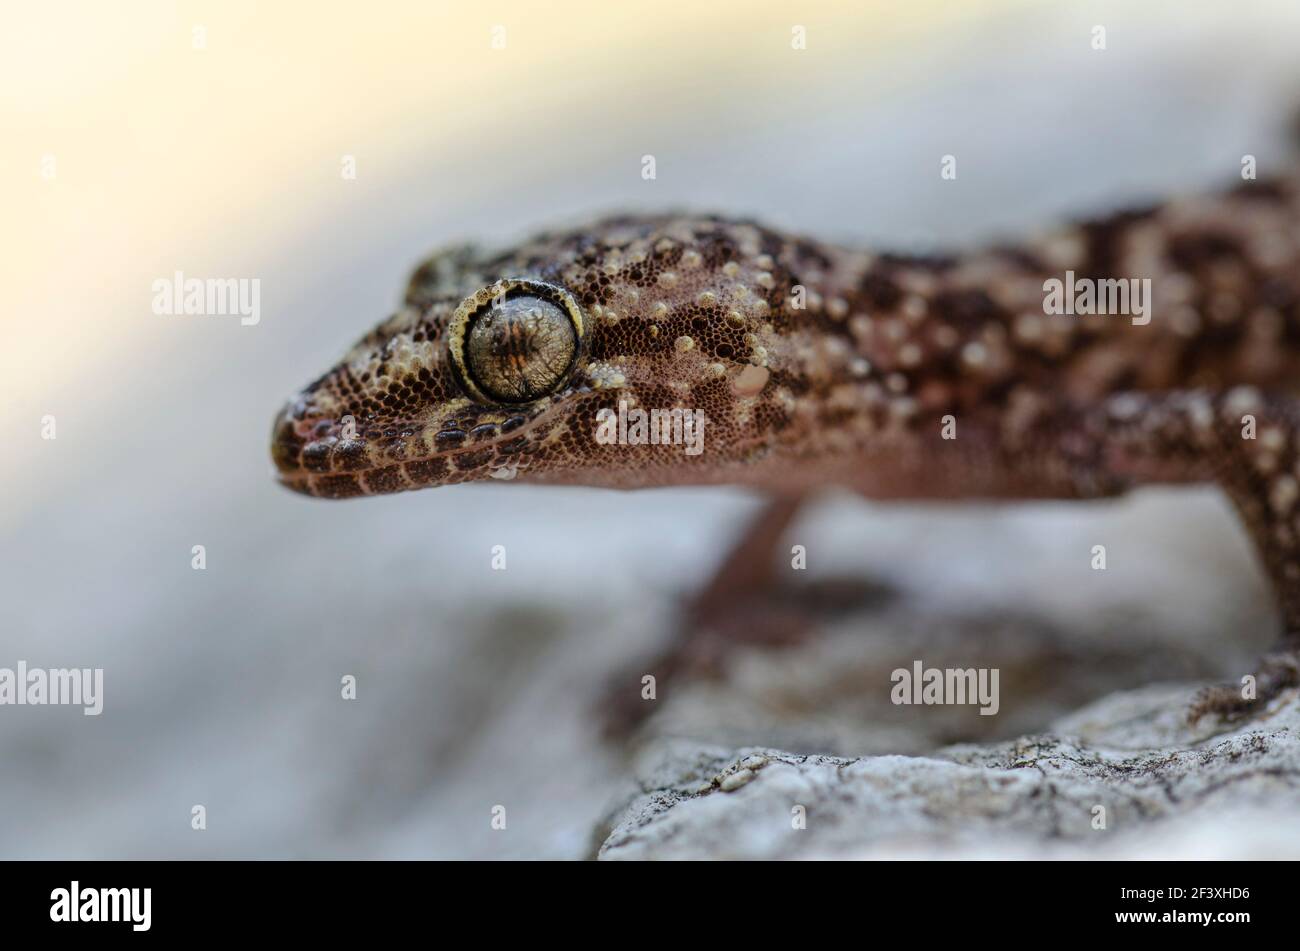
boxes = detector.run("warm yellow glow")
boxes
[5,1,1026,492]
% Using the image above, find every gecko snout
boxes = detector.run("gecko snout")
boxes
[269,395,345,493]
[269,370,569,498]
[269,404,300,475]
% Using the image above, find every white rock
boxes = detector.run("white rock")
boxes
[599,684,1300,860]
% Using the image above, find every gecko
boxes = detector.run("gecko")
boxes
[271,176,1300,725]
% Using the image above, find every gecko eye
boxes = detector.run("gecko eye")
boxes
[447,280,585,404]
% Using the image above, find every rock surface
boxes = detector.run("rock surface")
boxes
[598,682,1300,859]
[590,489,1300,860]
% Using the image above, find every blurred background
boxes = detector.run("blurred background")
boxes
[3,0,1300,858]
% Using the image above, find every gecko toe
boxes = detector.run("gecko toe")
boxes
[1187,649,1300,725]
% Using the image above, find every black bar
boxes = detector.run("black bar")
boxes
[0,861,1274,937]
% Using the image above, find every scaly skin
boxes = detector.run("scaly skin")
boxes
[272,177,1300,721]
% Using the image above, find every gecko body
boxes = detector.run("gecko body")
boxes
[272,176,1300,720]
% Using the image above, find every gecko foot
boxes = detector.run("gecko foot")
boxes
[1187,648,1300,725]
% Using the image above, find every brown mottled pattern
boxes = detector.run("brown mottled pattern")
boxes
[272,176,1300,715]
[272,176,1300,500]
[271,172,1300,722]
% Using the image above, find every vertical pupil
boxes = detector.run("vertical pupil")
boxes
[465,294,576,402]
[494,315,531,364]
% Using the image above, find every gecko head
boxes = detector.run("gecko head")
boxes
[271,217,796,498]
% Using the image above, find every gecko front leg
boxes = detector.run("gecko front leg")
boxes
[1077,387,1300,722]
[601,493,894,736]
